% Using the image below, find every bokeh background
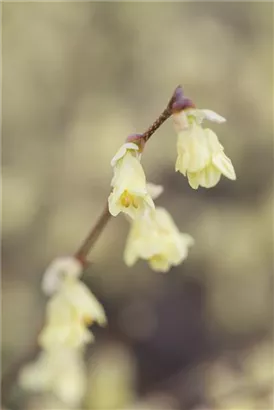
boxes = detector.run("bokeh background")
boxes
[2,2,273,409]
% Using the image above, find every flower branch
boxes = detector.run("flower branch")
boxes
[74,201,111,265]
[75,85,192,266]
[8,84,237,409]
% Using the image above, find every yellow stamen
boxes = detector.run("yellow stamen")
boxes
[83,315,93,326]
[150,254,164,264]
[132,197,139,209]
[120,190,135,208]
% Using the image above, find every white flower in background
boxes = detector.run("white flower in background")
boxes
[39,277,106,350]
[86,344,136,410]
[173,109,236,189]
[124,207,194,272]
[108,142,155,219]
[42,256,82,296]
[20,257,107,406]
[18,348,86,407]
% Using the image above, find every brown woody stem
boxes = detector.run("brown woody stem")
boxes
[142,89,177,142]
[74,202,111,263]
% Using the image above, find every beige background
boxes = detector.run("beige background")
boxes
[2,2,273,409]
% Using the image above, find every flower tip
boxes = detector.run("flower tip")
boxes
[202,109,226,124]
[184,234,195,247]
[99,314,108,327]
[146,182,164,200]
[108,193,120,217]
[229,170,237,180]
[173,85,184,101]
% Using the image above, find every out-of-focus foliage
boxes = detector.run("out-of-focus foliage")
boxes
[2,2,273,409]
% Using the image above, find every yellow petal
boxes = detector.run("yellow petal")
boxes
[109,151,154,219]
[186,108,226,124]
[187,172,200,189]
[176,123,211,174]
[177,126,236,189]
[212,152,236,180]
[123,207,194,272]
[149,255,171,272]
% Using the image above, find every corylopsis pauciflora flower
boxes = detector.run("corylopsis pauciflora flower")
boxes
[124,184,194,272]
[108,142,154,219]
[39,256,106,349]
[173,107,236,189]
[39,275,107,349]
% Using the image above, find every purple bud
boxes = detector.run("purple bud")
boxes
[173,85,184,101]
[172,85,195,113]
[182,97,195,108]
[172,96,195,113]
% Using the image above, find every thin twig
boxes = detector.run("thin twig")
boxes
[74,201,111,263]
[142,89,176,142]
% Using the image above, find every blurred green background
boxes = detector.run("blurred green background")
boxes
[2,2,273,409]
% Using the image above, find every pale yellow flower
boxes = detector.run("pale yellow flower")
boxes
[39,277,106,349]
[175,121,236,189]
[18,348,86,406]
[108,142,154,219]
[124,207,194,272]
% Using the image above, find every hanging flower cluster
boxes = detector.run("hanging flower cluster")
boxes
[19,257,106,406]
[108,86,236,271]
[17,85,236,408]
